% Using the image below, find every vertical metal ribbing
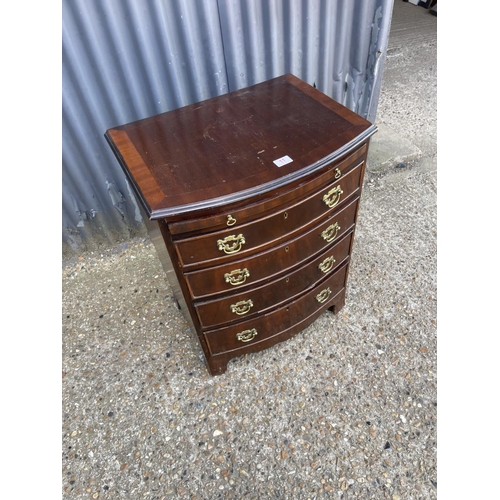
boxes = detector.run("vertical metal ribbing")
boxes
[62,0,392,255]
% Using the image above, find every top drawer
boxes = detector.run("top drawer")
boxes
[168,143,367,236]
[173,159,363,270]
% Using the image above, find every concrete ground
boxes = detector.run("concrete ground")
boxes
[62,2,437,498]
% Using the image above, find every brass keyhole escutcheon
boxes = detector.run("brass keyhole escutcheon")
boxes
[321,222,341,243]
[224,268,250,286]
[323,185,343,208]
[217,233,245,254]
[230,299,254,316]
[284,211,288,219]
[236,328,258,343]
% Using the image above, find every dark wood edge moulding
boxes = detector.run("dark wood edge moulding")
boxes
[104,74,377,221]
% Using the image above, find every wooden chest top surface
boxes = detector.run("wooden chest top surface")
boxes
[105,74,375,219]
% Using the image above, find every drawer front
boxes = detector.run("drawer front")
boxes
[174,162,362,269]
[203,262,349,356]
[185,196,359,299]
[194,232,353,328]
[168,144,367,236]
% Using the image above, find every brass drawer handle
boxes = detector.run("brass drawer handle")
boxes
[236,328,258,343]
[226,214,237,226]
[321,222,341,243]
[217,233,245,254]
[316,287,332,304]
[224,268,250,286]
[230,299,254,316]
[318,255,336,274]
[323,185,343,208]
[334,167,342,179]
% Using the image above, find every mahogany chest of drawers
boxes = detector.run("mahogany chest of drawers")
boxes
[105,74,376,375]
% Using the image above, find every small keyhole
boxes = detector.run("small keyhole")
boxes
[284,211,288,219]
[285,246,289,252]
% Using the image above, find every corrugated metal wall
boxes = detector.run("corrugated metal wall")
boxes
[62,0,393,257]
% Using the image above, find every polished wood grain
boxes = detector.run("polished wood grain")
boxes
[194,232,353,328]
[105,74,376,376]
[173,161,362,268]
[168,144,367,236]
[105,74,375,218]
[206,287,347,375]
[184,197,359,299]
[203,262,349,356]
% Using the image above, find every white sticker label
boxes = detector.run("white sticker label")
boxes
[273,155,293,167]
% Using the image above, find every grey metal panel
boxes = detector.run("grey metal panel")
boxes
[62,0,229,255]
[62,0,393,257]
[217,0,393,119]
